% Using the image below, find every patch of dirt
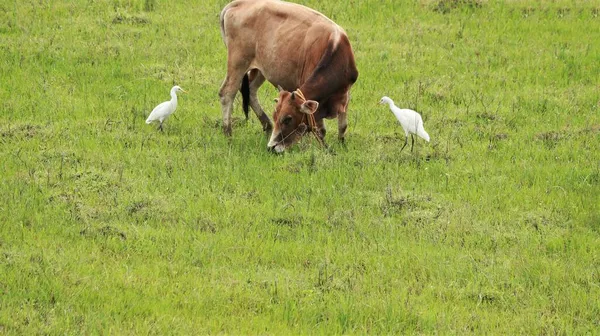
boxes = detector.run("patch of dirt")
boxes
[196,218,217,233]
[468,292,499,306]
[211,117,247,129]
[283,162,303,174]
[535,131,563,148]
[523,213,550,232]
[536,131,562,141]
[476,113,498,122]
[375,134,399,144]
[126,201,149,215]
[429,0,483,14]
[80,225,127,240]
[441,118,465,126]
[271,216,303,228]
[112,13,150,25]
[535,124,599,148]
[0,124,41,139]
[581,124,600,135]
[382,186,430,217]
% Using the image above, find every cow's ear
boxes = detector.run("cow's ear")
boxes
[300,100,319,114]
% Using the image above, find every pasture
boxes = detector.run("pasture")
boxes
[1,0,599,333]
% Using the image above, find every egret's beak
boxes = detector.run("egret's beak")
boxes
[182,89,188,94]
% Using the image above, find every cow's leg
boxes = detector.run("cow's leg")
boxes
[248,70,273,133]
[315,119,327,147]
[334,92,350,143]
[219,59,249,136]
[338,111,348,143]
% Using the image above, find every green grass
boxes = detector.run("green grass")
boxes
[1,0,599,333]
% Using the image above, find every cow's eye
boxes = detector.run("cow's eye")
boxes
[282,115,292,125]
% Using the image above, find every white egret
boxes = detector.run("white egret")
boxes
[146,85,187,131]
[379,96,430,152]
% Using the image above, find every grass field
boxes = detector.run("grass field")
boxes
[1,0,599,333]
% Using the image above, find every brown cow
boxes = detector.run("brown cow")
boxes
[219,0,358,152]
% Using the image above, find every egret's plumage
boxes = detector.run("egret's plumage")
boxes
[146,85,186,131]
[379,96,430,152]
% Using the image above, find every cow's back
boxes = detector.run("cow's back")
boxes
[220,0,349,90]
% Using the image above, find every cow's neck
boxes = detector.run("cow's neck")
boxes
[297,85,316,101]
[297,84,328,120]
[297,40,338,107]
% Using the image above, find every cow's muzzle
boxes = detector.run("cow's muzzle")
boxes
[267,132,285,153]
[268,145,284,153]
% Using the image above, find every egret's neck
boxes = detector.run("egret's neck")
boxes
[170,89,178,104]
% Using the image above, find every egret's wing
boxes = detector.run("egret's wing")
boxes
[413,111,430,142]
[146,101,170,123]
[393,108,415,134]
[403,109,429,141]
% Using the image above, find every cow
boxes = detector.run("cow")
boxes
[219,0,358,152]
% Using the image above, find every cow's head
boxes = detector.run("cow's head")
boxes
[267,88,319,153]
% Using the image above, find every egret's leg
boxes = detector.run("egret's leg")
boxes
[248,70,273,133]
[410,134,415,152]
[400,136,408,152]
[158,122,163,132]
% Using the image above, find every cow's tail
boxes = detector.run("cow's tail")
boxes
[240,74,250,120]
